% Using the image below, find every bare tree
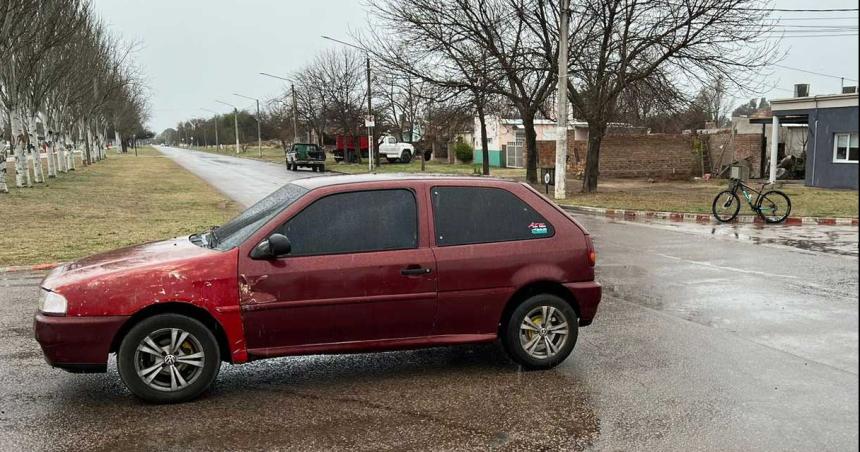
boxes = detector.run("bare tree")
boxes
[564,0,776,192]
[0,0,149,192]
[365,0,564,181]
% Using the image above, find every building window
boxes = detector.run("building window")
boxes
[833,132,859,163]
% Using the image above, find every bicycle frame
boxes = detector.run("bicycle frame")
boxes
[726,178,771,212]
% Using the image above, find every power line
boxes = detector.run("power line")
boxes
[774,16,859,21]
[761,33,859,38]
[745,7,860,12]
[772,64,859,82]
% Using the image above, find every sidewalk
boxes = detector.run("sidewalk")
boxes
[562,205,859,226]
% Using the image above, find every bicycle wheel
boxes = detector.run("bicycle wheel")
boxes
[712,190,741,222]
[756,190,791,223]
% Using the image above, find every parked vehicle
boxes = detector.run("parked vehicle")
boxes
[378,134,418,163]
[34,175,601,403]
[286,143,325,172]
[332,135,368,163]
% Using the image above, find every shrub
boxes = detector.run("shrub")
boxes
[454,141,474,162]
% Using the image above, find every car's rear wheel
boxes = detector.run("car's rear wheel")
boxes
[117,314,220,404]
[502,294,578,370]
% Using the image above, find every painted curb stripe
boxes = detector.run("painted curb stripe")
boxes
[560,206,857,227]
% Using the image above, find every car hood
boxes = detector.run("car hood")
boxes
[42,236,220,290]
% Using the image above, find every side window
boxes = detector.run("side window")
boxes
[280,189,418,256]
[431,186,554,246]
[387,137,396,144]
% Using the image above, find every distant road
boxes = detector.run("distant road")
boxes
[155,146,319,207]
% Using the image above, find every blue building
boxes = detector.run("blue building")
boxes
[769,92,858,189]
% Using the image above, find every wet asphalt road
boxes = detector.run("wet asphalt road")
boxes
[0,148,857,451]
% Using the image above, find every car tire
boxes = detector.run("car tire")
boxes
[502,294,578,370]
[400,150,412,163]
[117,314,221,404]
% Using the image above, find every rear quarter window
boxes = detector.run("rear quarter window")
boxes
[431,186,554,246]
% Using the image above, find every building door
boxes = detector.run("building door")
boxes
[506,130,525,168]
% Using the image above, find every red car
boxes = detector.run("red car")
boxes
[34,175,601,403]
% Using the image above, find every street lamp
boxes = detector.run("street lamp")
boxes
[233,93,262,158]
[202,108,220,151]
[215,99,241,154]
[321,35,375,171]
[259,72,300,144]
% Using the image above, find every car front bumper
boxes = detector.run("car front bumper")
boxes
[33,313,129,373]
[564,281,602,326]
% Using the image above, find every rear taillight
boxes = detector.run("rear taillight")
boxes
[585,235,596,267]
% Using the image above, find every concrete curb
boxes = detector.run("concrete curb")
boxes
[561,205,859,226]
[0,262,61,274]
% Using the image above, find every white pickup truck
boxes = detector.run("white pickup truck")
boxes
[378,135,416,163]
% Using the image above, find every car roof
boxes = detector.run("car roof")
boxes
[291,173,522,190]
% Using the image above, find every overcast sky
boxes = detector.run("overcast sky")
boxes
[91,0,859,132]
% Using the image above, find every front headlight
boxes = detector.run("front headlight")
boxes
[39,289,68,315]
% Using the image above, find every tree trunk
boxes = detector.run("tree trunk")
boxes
[67,133,76,170]
[27,116,44,183]
[582,120,607,193]
[477,101,490,175]
[11,111,29,187]
[84,122,93,165]
[522,112,538,183]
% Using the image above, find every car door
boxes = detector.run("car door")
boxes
[238,186,437,354]
[428,184,562,336]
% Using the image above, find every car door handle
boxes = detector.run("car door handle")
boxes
[401,266,432,276]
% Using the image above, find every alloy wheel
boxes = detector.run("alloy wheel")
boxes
[134,328,205,392]
[519,306,569,359]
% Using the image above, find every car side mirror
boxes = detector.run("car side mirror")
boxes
[250,233,292,259]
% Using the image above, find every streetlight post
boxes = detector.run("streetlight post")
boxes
[215,100,241,154]
[322,35,374,172]
[202,108,220,151]
[234,93,263,158]
[554,0,569,200]
[259,73,301,145]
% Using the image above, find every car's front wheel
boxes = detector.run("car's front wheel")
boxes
[502,294,578,370]
[117,314,221,404]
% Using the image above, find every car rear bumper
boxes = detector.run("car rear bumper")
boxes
[33,313,129,373]
[564,281,602,326]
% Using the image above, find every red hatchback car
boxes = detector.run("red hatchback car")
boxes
[34,174,601,403]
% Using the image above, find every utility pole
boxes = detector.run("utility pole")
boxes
[216,100,241,154]
[321,35,374,171]
[233,109,240,154]
[366,54,375,171]
[291,84,299,143]
[234,93,262,158]
[203,108,220,151]
[554,0,569,200]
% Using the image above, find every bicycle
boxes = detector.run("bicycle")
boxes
[712,178,792,223]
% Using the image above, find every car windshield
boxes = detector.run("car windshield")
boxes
[196,183,309,250]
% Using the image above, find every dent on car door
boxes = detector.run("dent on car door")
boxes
[238,188,437,354]
[429,185,558,336]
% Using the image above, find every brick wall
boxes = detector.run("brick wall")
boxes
[703,132,762,177]
[537,131,697,179]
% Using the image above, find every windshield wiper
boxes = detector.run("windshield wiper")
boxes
[205,226,221,248]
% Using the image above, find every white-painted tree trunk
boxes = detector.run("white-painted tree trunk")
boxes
[11,110,30,188]
[0,112,7,193]
[67,134,76,170]
[27,116,45,183]
[40,113,56,178]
